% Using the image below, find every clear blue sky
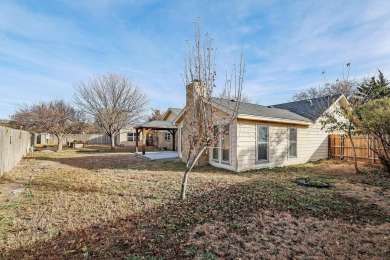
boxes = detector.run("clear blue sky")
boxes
[1,0,390,119]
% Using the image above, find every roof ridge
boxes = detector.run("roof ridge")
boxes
[272,93,342,106]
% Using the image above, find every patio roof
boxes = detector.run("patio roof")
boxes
[134,120,178,155]
[135,120,177,130]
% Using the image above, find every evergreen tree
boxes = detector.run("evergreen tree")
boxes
[357,70,390,102]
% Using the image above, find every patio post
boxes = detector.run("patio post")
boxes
[142,128,146,155]
[172,130,176,151]
[135,128,139,153]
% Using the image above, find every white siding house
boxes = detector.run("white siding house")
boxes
[175,90,349,172]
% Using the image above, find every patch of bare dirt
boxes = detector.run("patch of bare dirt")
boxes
[336,181,390,211]
[189,210,390,259]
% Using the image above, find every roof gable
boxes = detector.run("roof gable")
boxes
[163,108,183,121]
[272,94,343,122]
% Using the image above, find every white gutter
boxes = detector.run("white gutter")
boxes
[237,114,311,125]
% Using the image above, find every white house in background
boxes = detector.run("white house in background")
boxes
[174,82,349,172]
[116,126,142,146]
[117,108,182,149]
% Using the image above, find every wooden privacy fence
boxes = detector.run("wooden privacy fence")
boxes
[38,133,111,146]
[329,134,383,164]
[0,126,32,177]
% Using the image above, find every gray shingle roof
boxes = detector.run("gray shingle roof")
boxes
[135,120,177,129]
[272,94,342,122]
[169,108,182,115]
[211,97,311,123]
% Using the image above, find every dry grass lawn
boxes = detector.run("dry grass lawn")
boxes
[0,147,389,259]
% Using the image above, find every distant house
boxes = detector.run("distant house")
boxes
[174,82,349,172]
[114,108,182,147]
[116,126,142,146]
[132,108,183,153]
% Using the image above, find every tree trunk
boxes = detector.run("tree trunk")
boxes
[180,147,206,200]
[110,134,115,150]
[348,134,359,174]
[56,134,63,152]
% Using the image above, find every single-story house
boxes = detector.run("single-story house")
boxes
[155,108,182,150]
[174,81,349,172]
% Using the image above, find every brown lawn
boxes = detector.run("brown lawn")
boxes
[0,148,389,259]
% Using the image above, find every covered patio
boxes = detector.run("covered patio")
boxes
[134,120,177,155]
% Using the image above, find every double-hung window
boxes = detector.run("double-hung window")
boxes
[289,127,297,158]
[127,132,136,142]
[212,126,219,161]
[164,132,171,141]
[257,125,268,162]
[212,125,230,164]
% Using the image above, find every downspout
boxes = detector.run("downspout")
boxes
[235,120,239,173]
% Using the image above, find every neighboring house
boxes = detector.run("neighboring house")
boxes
[154,108,182,150]
[174,82,350,172]
[116,126,142,146]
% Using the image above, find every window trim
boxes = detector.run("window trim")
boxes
[127,132,136,142]
[212,124,231,165]
[256,124,269,163]
[289,127,297,159]
[221,125,231,164]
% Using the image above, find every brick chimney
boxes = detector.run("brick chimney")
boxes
[181,80,209,166]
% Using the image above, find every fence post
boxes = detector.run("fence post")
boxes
[372,136,375,163]
[340,135,344,160]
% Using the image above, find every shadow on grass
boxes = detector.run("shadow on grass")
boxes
[4,177,389,259]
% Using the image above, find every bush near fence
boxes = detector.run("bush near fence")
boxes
[0,126,31,177]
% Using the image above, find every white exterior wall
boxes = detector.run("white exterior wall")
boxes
[117,127,141,146]
[165,112,177,122]
[235,119,330,172]
[177,120,184,158]
[208,118,237,171]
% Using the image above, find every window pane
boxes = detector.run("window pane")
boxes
[258,126,268,142]
[290,128,297,141]
[127,133,134,141]
[222,126,229,162]
[290,142,297,157]
[213,147,219,160]
[222,149,228,161]
[258,143,268,160]
[212,125,219,160]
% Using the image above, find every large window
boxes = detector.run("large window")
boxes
[127,132,137,142]
[289,127,297,158]
[222,126,230,163]
[213,126,219,161]
[212,125,230,164]
[257,125,268,162]
[164,132,171,141]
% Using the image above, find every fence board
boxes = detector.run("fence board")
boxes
[38,133,111,145]
[0,126,31,177]
[329,134,382,164]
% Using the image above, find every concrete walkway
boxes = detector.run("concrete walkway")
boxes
[136,151,179,160]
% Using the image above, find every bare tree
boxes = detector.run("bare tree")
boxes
[320,103,360,173]
[180,21,245,199]
[74,73,149,150]
[10,100,83,151]
[149,108,166,121]
[293,64,359,101]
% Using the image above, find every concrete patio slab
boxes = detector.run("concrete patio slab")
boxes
[136,151,179,160]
